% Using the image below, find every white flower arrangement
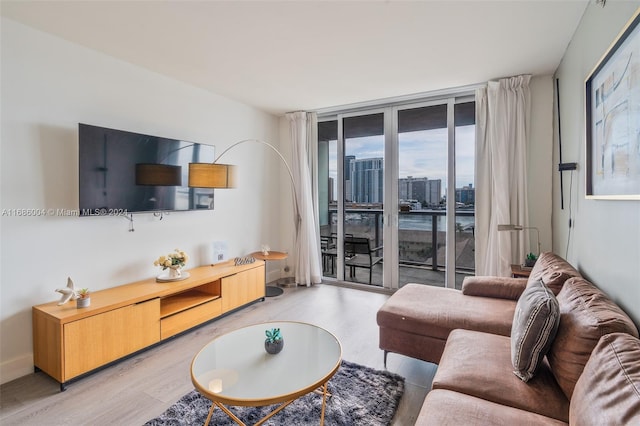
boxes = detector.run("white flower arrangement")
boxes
[154,248,188,270]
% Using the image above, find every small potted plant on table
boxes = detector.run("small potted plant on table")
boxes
[524,253,538,268]
[264,328,284,354]
[76,288,91,308]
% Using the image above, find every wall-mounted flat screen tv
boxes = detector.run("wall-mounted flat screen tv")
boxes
[79,123,215,216]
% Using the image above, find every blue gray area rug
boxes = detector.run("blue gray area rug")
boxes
[144,360,404,426]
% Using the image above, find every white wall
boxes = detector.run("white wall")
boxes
[0,18,291,384]
[529,75,555,255]
[553,2,640,326]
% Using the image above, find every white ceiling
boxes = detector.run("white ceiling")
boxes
[1,1,589,115]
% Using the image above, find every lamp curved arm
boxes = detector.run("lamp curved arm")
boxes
[215,139,300,235]
[214,139,295,189]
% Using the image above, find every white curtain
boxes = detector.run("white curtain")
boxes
[475,75,531,276]
[287,111,322,286]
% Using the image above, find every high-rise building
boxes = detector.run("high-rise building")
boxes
[350,158,383,203]
[344,155,355,202]
[455,183,475,205]
[399,176,442,207]
[426,180,441,206]
[344,155,355,180]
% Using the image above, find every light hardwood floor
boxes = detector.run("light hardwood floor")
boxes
[0,283,437,425]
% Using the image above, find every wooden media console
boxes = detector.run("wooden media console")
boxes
[32,261,265,390]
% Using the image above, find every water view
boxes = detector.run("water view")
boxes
[324,208,475,274]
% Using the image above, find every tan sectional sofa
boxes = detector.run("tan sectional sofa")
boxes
[376,252,640,424]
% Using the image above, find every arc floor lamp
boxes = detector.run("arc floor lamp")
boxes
[187,139,300,297]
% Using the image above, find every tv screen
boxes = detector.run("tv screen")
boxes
[79,123,215,216]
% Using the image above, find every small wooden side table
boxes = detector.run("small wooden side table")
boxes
[511,264,532,278]
[251,251,288,297]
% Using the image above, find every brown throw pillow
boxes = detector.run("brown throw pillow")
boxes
[511,280,560,382]
[461,276,527,300]
[570,333,640,425]
[526,252,581,295]
[548,277,639,399]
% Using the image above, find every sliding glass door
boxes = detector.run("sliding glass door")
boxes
[342,112,386,285]
[394,100,475,288]
[318,96,475,289]
[396,103,449,287]
[318,112,387,286]
[454,102,476,280]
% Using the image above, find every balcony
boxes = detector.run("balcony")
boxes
[321,208,475,290]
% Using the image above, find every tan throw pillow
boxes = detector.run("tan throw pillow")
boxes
[511,280,560,382]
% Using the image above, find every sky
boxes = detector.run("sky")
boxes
[328,125,475,197]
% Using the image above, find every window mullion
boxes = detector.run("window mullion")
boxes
[445,99,457,288]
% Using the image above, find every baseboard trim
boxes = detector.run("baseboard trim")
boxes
[324,279,394,295]
[1,354,34,385]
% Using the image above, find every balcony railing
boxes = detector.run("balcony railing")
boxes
[321,208,475,284]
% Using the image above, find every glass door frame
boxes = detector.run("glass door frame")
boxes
[390,99,451,289]
[391,95,475,289]
[335,107,390,283]
[319,92,475,289]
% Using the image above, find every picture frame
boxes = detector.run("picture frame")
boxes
[585,8,640,200]
[211,240,229,264]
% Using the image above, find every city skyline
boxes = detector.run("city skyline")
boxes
[328,125,475,198]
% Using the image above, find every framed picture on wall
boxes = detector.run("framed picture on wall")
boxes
[585,8,640,200]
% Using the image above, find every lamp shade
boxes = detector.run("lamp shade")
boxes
[135,164,182,186]
[188,163,237,188]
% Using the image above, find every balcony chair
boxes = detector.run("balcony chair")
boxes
[320,235,336,273]
[344,236,383,285]
[321,233,356,275]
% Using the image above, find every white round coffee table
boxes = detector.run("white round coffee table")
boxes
[191,321,342,426]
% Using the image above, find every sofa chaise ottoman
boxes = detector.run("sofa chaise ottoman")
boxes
[376,252,581,365]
